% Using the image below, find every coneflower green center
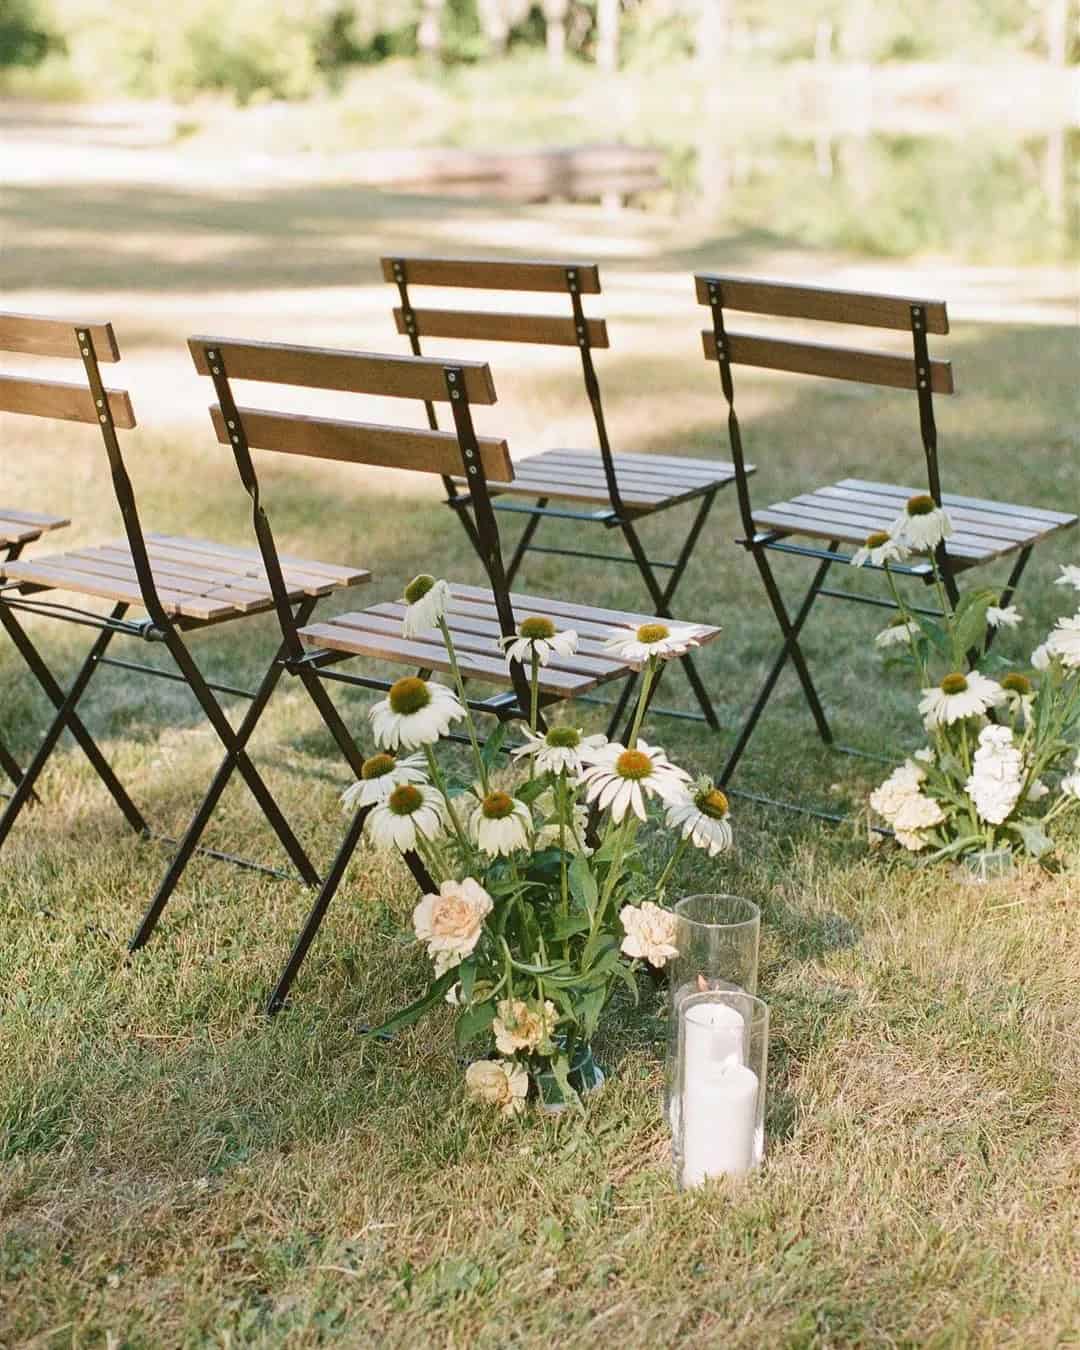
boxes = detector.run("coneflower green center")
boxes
[519,616,555,640]
[388,675,431,715]
[361,752,396,780]
[481,791,515,819]
[615,748,652,780]
[940,672,968,695]
[1002,673,1032,696]
[403,574,436,604]
[906,494,936,516]
[546,726,581,748]
[866,530,891,549]
[636,622,670,644]
[696,787,729,819]
[388,784,423,815]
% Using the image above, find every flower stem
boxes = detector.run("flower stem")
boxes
[655,832,691,903]
[423,745,470,853]
[529,651,540,737]
[437,617,487,794]
[626,659,657,748]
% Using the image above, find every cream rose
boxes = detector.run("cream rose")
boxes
[493,998,557,1055]
[619,900,679,968]
[413,877,493,963]
[464,1059,529,1117]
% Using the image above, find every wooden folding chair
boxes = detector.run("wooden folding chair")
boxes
[695,275,1077,795]
[185,334,721,1012]
[381,255,747,736]
[0,313,369,915]
[0,505,69,796]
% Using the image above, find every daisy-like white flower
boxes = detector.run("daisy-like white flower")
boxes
[603,621,705,670]
[1046,612,1080,668]
[1054,565,1080,592]
[665,781,733,857]
[366,782,446,852]
[1000,672,1035,723]
[369,675,465,751]
[340,751,427,810]
[511,725,607,777]
[533,788,592,855]
[465,1059,529,1118]
[580,739,691,823]
[468,790,532,856]
[918,670,1005,729]
[965,724,1025,825]
[619,901,679,968]
[986,604,1022,630]
[400,574,451,638]
[1031,642,1052,672]
[413,877,493,964]
[500,616,577,669]
[890,493,953,553]
[1061,770,1080,800]
[493,998,558,1056]
[851,530,910,568]
[875,616,921,649]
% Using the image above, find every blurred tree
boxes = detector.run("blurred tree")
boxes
[0,0,56,67]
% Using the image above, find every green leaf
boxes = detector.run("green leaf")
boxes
[517,775,550,805]
[363,967,458,1039]
[1009,818,1053,859]
[578,985,606,1038]
[480,720,509,773]
[912,613,951,658]
[953,588,997,660]
[454,998,497,1049]
[568,855,598,914]
[458,957,477,1005]
[549,914,591,940]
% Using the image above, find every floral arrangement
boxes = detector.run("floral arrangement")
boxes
[860,496,1080,864]
[346,575,733,1115]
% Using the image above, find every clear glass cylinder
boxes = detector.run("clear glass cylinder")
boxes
[673,990,768,1189]
[958,847,1014,884]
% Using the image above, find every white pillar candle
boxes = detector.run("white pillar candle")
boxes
[669,997,745,1132]
[681,1062,759,1185]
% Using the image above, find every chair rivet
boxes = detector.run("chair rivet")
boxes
[82,347,89,356]
[468,466,478,475]
[208,350,216,358]
[99,414,107,423]
[228,420,235,429]
[232,436,239,443]
[212,367,220,375]
[447,371,456,381]
[452,390,460,400]
[78,331,87,340]
[96,399,104,408]
[465,448,474,458]
[918,380,927,389]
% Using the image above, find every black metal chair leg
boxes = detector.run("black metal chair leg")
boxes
[721,546,837,785]
[266,801,372,1016]
[983,546,1033,657]
[0,738,28,793]
[0,603,148,848]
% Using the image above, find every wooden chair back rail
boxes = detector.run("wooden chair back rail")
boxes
[0,313,120,361]
[190,337,496,405]
[209,405,514,482]
[701,330,954,395]
[392,306,609,349]
[381,256,601,294]
[0,374,136,427]
[694,276,949,335]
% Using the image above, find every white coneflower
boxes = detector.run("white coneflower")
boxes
[890,493,953,552]
[851,531,910,568]
[1000,672,1035,723]
[369,676,465,750]
[1031,642,1052,671]
[469,790,532,856]
[875,616,921,649]
[533,788,592,855]
[1054,565,1080,592]
[619,901,679,967]
[918,670,1005,729]
[1046,612,1080,668]
[511,725,607,777]
[579,739,691,823]
[400,574,451,638]
[1061,769,1080,800]
[603,621,705,669]
[500,616,577,668]
[965,724,1025,825]
[365,782,446,852]
[986,604,1022,630]
[341,751,427,810]
[665,783,733,857]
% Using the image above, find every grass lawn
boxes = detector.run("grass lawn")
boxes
[2,172,1079,1346]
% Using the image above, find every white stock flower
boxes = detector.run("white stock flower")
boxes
[965,724,1025,825]
[493,999,557,1056]
[413,877,493,964]
[500,616,577,668]
[468,791,532,857]
[619,901,679,968]
[465,1060,529,1117]
[511,726,607,777]
[579,740,691,823]
[890,494,953,552]
[918,670,1004,729]
[851,531,910,568]
[1054,565,1080,592]
[340,751,427,810]
[665,784,733,857]
[1046,612,1080,668]
[875,617,921,649]
[986,605,1022,630]
[365,783,446,852]
[603,621,705,669]
[400,575,451,638]
[369,676,465,750]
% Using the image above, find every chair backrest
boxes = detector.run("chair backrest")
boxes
[381,255,632,513]
[0,312,174,624]
[695,275,953,538]
[187,335,523,660]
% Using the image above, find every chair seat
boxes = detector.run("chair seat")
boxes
[454,447,746,514]
[0,507,69,551]
[298,582,722,698]
[754,477,1077,567]
[1,532,368,624]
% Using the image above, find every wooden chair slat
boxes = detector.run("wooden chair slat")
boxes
[702,330,954,394]
[0,313,121,361]
[839,479,1078,528]
[752,504,994,562]
[370,599,641,656]
[0,509,70,549]
[427,595,647,644]
[0,374,135,428]
[511,452,734,491]
[484,475,664,509]
[775,493,1028,551]
[211,405,514,483]
[0,557,238,620]
[694,276,949,334]
[190,337,497,406]
[538,448,738,484]
[449,582,723,637]
[812,485,1046,543]
[381,255,601,294]
[84,546,291,602]
[144,533,368,586]
[393,306,609,349]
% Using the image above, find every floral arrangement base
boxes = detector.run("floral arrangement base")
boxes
[534,1044,605,1115]
[957,847,1015,885]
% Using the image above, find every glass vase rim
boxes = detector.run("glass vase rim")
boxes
[681,988,769,1030]
[673,893,760,930]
